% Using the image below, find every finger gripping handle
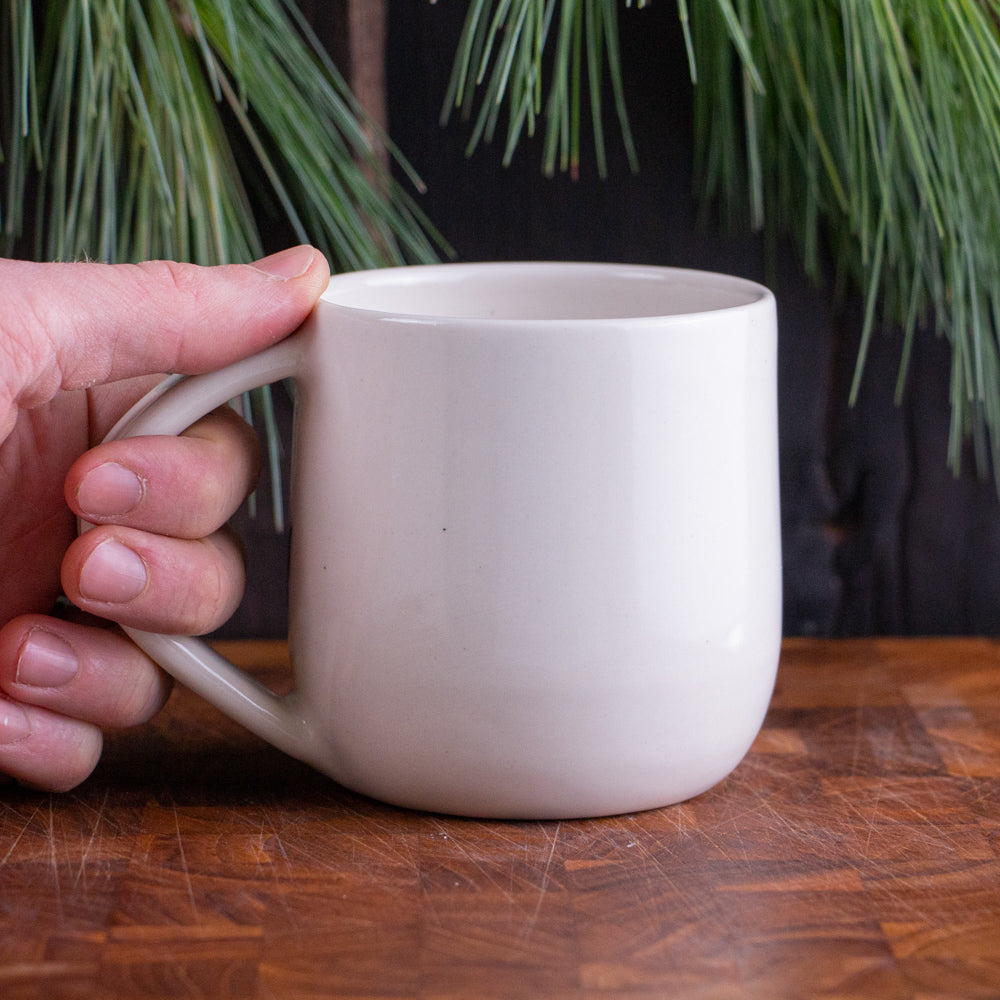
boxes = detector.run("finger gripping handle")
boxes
[99,336,320,767]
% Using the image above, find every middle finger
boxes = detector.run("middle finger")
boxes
[66,406,260,540]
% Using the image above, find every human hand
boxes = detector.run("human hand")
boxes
[0,246,329,790]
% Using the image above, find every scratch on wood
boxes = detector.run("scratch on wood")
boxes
[48,797,64,925]
[0,801,42,868]
[429,819,518,906]
[851,686,870,775]
[861,776,887,862]
[267,816,291,865]
[618,815,699,926]
[72,788,109,891]
[347,824,417,870]
[172,802,199,917]
[754,788,814,845]
[521,821,561,943]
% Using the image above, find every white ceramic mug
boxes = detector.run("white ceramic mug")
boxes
[102,262,781,819]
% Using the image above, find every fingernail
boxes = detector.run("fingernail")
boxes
[16,630,79,688]
[79,539,148,604]
[0,699,31,744]
[77,463,144,519]
[251,245,317,281]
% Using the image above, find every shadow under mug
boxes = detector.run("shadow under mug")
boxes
[100,261,781,819]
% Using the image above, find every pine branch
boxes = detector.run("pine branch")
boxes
[441,0,643,178]
[692,0,1000,479]
[2,0,441,270]
[445,0,1000,489]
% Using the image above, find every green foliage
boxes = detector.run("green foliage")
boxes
[447,0,1000,485]
[1,0,439,269]
[693,0,1000,478]
[441,0,642,178]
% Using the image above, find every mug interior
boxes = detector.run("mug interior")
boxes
[322,262,769,322]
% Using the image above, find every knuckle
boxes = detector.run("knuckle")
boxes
[0,298,63,408]
[0,720,102,794]
[188,468,231,525]
[176,537,243,635]
[48,736,103,793]
[158,410,259,534]
[128,260,208,371]
[111,667,169,727]
[181,468,242,538]
[132,258,201,298]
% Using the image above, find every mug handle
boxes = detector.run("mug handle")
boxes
[82,334,321,768]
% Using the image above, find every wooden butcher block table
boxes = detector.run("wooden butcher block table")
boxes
[1,638,998,999]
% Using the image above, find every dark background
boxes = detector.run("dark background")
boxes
[222,1,1000,639]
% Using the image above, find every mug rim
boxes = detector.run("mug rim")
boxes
[320,261,773,325]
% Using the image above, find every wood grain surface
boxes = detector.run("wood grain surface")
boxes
[2,638,998,999]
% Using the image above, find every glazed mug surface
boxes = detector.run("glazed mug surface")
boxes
[103,262,782,819]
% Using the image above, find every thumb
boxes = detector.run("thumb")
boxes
[2,246,329,411]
